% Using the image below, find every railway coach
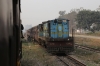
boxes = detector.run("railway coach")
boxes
[34,19,74,53]
[0,0,22,66]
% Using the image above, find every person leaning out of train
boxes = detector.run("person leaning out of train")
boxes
[20,19,24,38]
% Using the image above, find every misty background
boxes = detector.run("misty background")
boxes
[21,0,100,33]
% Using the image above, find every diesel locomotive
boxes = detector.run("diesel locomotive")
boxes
[28,19,74,53]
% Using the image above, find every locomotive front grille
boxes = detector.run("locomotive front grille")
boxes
[47,47,73,52]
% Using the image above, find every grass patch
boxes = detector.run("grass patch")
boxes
[85,32,100,36]
[74,48,93,56]
[74,48,100,66]
[75,31,100,37]
[21,42,63,66]
[75,37,100,49]
[21,43,45,66]
[74,36,100,65]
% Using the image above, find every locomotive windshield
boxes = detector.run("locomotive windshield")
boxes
[56,19,67,23]
[63,20,67,22]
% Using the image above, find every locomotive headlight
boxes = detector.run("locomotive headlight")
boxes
[67,38,72,41]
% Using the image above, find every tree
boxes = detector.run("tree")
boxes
[76,10,100,33]
[96,5,100,11]
[58,11,77,33]
[59,11,66,16]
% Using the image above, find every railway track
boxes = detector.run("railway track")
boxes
[57,56,69,66]
[66,56,86,66]
[56,55,86,66]
[75,44,100,53]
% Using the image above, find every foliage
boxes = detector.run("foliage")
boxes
[96,5,100,11]
[75,37,100,49]
[59,11,66,16]
[76,10,100,32]
[58,6,100,33]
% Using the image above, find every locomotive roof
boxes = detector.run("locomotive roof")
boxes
[42,19,69,24]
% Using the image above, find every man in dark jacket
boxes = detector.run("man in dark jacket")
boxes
[20,20,24,38]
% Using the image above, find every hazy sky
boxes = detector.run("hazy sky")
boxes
[21,0,100,27]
